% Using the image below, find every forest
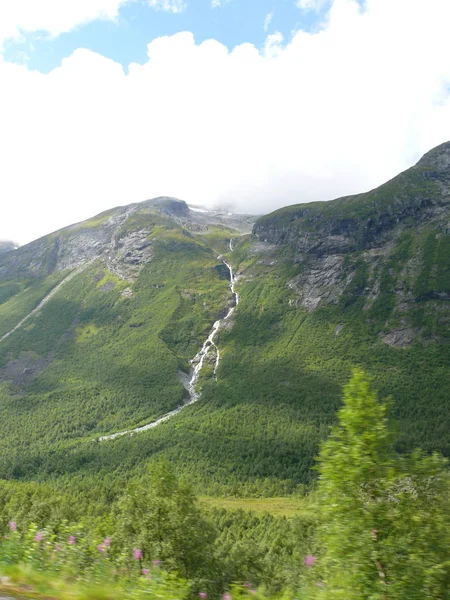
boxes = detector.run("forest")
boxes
[0,371,449,599]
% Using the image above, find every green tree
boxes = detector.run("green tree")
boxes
[309,369,450,600]
[113,459,216,581]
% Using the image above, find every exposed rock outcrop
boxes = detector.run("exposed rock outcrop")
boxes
[253,142,450,256]
[251,142,450,343]
[0,198,256,282]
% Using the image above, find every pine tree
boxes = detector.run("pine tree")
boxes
[113,459,216,579]
[309,369,450,599]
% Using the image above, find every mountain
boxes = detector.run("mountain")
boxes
[0,197,254,281]
[253,141,450,331]
[254,141,450,255]
[0,145,449,491]
[0,241,16,255]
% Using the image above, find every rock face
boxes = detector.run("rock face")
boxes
[1,351,53,387]
[0,206,135,280]
[252,142,450,345]
[381,328,420,348]
[253,141,450,256]
[147,197,191,217]
[287,254,348,310]
[0,198,256,282]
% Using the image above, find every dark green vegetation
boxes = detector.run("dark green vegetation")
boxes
[0,460,316,599]
[1,371,449,600]
[308,370,450,599]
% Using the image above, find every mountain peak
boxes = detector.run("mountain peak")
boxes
[0,240,17,255]
[142,197,190,217]
[416,140,450,171]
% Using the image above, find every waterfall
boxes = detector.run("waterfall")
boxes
[98,239,239,442]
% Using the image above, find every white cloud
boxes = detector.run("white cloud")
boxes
[264,12,274,33]
[0,0,132,48]
[295,0,328,11]
[1,0,450,244]
[147,0,187,13]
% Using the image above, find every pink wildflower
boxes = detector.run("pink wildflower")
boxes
[133,548,143,560]
[304,555,317,567]
[142,568,150,576]
[97,543,106,553]
[104,537,111,547]
[55,544,61,552]
[223,594,232,600]
[34,532,43,542]
[153,559,161,566]
[8,521,17,532]
[68,535,76,545]
[199,593,207,599]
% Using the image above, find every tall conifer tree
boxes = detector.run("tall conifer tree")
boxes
[310,370,450,599]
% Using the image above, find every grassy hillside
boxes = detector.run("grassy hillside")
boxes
[0,214,237,480]
[0,225,448,492]
[0,146,449,493]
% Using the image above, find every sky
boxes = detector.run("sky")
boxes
[1,0,450,245]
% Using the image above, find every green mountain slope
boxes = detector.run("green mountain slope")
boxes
[0,200,252,480]
[0,144,449,492]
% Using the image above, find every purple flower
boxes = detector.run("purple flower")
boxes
[199,593,207,599]
[68,535,76,545]
[304,555,317,567]
[103,537,111,547]
[34,532,43,542]
[142,568,149,576]
[243,585,255,594]
[133,548,143,560]
[223,594,232,600]
[97,543,106,553]
[8,521,17,532]
[152,559,161,566]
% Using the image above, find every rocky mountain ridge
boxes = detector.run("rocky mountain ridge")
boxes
[0,198,255,282]
[253,141,450,255]
[250,142,450,348]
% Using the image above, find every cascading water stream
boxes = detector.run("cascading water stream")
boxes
[98,240,239,442]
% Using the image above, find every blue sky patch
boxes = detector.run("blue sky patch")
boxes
[3,0,330,73]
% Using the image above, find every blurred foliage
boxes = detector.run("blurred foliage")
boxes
[0,373,449,599]
[308,370,450,599]
[0,460,314,599]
